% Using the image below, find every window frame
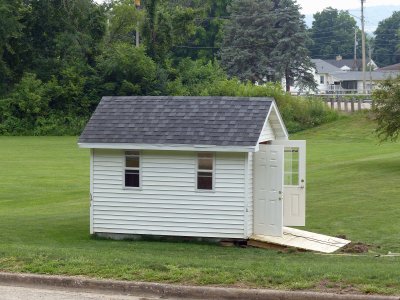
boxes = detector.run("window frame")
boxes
[195,152,215,192]
[320,75,325,84]
[123,150,141,189]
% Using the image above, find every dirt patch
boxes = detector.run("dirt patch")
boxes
[316,279,361,294]
[341,242,370,253]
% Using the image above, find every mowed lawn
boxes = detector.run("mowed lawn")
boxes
[0,113,400,295]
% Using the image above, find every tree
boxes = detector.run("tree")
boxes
[172,0,232,61]
[18,0,106,81]
[0,0,23,94]
[166,59,227,95]
[309,8,358,59]
[220,0,276,83]
[0,73,49,133]
[220,0,315,92]
[141,0,200,62]
[96,43,158,96]
[374,11,400,67]
[271,0,316,92]
[372,76,400,141]
[106,0,145,44]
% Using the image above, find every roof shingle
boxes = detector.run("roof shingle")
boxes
[78,96,273,147]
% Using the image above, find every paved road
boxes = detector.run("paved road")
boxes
[0,284,182,300]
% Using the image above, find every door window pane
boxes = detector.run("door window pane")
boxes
[284,147,299,186]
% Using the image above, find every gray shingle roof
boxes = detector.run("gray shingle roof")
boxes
[324,59,361,71]
[331,71,400,81]
[311,59,342,74]
[78,96,273,147]
[378,63,400,71]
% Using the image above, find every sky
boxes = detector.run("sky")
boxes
[297,0,400,15]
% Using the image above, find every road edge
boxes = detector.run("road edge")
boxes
[0,272,398,300]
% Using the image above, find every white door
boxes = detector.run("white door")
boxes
[253,144,284,237]
[272,140,306,226]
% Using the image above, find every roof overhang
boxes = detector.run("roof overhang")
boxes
[77,142,256,153]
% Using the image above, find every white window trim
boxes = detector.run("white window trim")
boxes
[123,150,142,190]
[195,152,215,192]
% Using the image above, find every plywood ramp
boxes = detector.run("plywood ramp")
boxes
[250,227,351,253]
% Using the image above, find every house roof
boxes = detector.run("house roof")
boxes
[311,59,342,74]
[331,71,400,81]
[78,96,278,149]
[324,59,361,71]
[378,63,400,71]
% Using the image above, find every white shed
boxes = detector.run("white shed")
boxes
[78,96,308,241]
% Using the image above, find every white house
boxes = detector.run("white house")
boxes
[284,59,342,94]
[78,96,349,252]
[285,58,396,95]
[330,70,400,94]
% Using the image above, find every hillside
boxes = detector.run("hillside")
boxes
[293,113,400,251]
[0,113,399,294]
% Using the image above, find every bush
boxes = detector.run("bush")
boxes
[205,78,338,133]
[0,72,90,136]
[372,76,400,141]
[0,60,338,136]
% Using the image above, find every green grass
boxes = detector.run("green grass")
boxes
[0,113,400,295]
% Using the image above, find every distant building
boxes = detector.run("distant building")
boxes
[284,57,397,95]
[323,55,378,72]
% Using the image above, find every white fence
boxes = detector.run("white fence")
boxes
[315,95,374,112]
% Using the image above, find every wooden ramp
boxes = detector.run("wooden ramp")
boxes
[250,227,351,253]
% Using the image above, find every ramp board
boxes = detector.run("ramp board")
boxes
[250,227,351,253]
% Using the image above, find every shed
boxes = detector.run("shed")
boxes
[79,96,336,248]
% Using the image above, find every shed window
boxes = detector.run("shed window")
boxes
[125,151,140,188]
[197,153,214,190]
[320,75,325,84]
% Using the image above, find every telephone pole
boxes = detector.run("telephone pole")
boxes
[361,0,367,94]
[135,0,141,47]
[369,45,373,93]
[353,28,358,71]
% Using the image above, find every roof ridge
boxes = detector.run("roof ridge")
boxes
[103,96,274,102]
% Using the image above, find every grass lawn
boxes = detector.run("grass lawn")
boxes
[0,113,400,295]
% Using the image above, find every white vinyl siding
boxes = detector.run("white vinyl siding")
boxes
[269,109,288,140]
[91,149,247,239]
[259,120,276,142]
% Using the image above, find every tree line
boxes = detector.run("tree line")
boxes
[0,0,398,136]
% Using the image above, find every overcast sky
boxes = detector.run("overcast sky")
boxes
[297,0,400,15]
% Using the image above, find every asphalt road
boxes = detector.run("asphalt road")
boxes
[0,284,182,300]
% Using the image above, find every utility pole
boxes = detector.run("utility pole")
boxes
[135,0,141,47]
[369,45,373,94]
[353,28,358,71]
[361,0,367,94]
